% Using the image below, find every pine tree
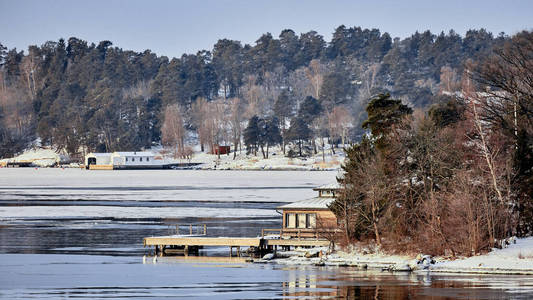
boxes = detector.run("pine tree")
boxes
[244,115,260,155]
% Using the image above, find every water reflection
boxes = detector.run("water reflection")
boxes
[279,267,533,299]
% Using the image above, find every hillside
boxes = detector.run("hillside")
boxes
[0,27,503,159]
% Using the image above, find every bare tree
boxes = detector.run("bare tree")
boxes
[439,66,460,94]
[190,98,209,152]
[327,106,354,154]
[228,97,244,159]
[161,104,186,158]
[305,59,326,99]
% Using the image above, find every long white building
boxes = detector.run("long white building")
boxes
[85,151,160,169]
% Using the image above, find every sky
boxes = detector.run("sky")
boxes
[1,0,532,58]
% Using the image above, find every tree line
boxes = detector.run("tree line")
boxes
[331,31,533,256]
[0,26,504,159]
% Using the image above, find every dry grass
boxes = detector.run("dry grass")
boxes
[517,251,533,259]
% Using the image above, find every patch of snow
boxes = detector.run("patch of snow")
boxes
[432,237,533,274]
[1,147,69,167]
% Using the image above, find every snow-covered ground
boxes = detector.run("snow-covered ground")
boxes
[0,147,70,167]
[268,237,533,275]
[432,237,533,274]
[187,148,344,170]
[0,144,345,170]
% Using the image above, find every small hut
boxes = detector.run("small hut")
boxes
[277,183,340,239]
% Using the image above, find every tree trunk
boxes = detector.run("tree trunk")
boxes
[233,139,238,160]
[321,137,325,163]
[260,145,266,159]
[298,140,302,157]
[371,198,381,246]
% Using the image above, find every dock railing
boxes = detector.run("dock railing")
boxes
[262,228,338,241]
[168,224,207,236]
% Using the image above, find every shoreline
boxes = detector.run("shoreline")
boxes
[253,236,533,275]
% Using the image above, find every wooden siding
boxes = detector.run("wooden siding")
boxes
[282,209,337,230]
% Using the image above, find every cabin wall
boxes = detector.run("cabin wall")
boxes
[108,155,156,166]
[282,209,337,230]
[85,155,111,165]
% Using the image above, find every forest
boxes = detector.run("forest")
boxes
[0,26,503,160]
[331,31,533,255]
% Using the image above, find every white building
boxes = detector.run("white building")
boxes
[85,151,158,169]
[85,153,113,166]
[112,152,155,167]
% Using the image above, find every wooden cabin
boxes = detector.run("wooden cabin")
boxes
[276,184,340,239]
[211,145,231,155]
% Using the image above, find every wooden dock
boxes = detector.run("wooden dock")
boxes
[143,225,331,257]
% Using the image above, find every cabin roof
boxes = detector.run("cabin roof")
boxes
[277,197,334,210]
[113,152,154,156]
[87,153,112,157]
[312,182,341,191]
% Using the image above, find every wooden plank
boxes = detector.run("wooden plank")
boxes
[144,237,261,247]
[266,239,330,247]
[89,164,114,170]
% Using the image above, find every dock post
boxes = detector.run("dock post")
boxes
[237,246,241,257]
[189,225,193,235]
[204,224,207,235]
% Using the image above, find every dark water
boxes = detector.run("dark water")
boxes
[1,170,533,299]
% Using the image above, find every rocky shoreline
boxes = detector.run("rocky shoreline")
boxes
[252,236,533,275]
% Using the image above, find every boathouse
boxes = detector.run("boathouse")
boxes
[85,151,156,169]
[276,183,340,239]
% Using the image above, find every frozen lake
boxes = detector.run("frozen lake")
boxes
[1,169,532,299]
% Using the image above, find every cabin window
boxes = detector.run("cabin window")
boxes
[286,213,296,228]
[125,157,128,162]
[298,213,307,228]
[147,157,150,162]
[140,157,143,162]
[306,213,317,228]
[132,157,135,162]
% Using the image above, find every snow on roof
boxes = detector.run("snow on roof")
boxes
[277,197,334,210]
[113,152,154,156]
[87,153,112,157]
[313,183,341,190]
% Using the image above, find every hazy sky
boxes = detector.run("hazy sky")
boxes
[1,0,532,58]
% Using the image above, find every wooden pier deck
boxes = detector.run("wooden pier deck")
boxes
[143,235,330,256]
[143,224,332,256]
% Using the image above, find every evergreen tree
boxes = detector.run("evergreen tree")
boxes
[362,93,412,150]
[244,115,260,155]
[285,117,311,156]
